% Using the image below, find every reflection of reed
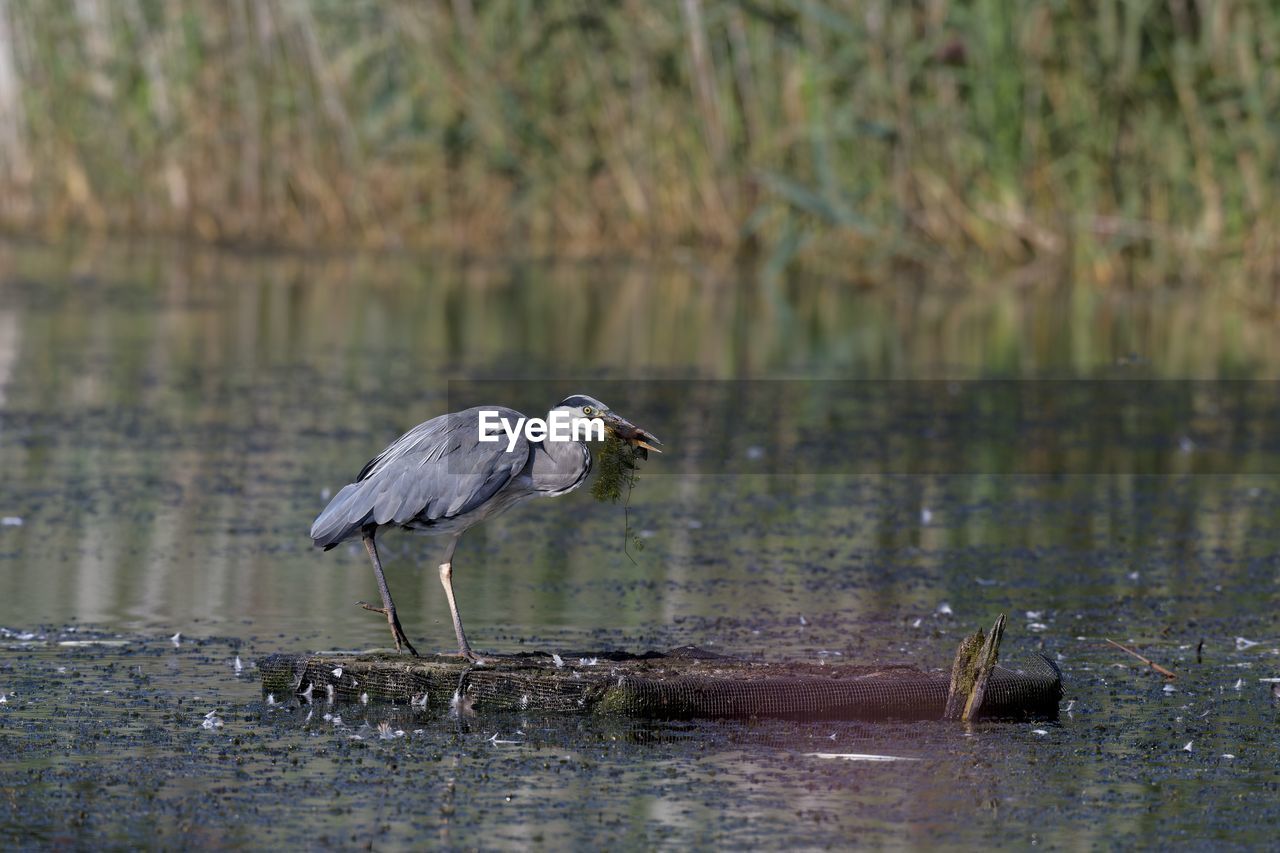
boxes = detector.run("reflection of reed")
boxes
[1,241,1278,641]
[0,309,15,406]
[5,240,1280,386]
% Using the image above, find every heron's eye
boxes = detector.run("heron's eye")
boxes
[582,406,594,416]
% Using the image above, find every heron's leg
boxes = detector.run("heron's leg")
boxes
[439,536,483,662]
[359,530,420,657]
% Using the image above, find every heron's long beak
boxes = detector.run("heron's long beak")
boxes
[602,412,663,454]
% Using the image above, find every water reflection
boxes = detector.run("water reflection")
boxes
[0,240,1278,656]
[5,241,1280,847]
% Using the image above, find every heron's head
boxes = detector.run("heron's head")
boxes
[552,394,662,454]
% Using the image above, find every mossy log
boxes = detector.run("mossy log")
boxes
[259,643,1060,722]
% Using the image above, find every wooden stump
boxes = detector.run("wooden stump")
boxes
[944,613,1007,721]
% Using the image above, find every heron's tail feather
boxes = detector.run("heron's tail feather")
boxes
[310,481,375,549]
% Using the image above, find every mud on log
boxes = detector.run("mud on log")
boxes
[259,644,1060,722]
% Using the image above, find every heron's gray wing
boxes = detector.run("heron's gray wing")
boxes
[310,406,530,548]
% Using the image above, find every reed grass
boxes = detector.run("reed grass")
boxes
[0,0,1276,286]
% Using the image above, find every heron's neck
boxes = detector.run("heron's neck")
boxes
[529,422,591,496]
[539,431,589,468]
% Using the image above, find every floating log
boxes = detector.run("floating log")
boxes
[259,642,1060,722]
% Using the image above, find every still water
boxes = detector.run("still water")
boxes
[1,239,1278,848]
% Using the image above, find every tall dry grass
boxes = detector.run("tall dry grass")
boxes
[0,0,1276,286]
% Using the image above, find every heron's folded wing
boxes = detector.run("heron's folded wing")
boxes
[310,406,530,547]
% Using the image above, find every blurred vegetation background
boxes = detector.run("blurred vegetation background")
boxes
[0,0,1276,287]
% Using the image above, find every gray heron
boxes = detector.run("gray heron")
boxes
[310,395,660,660]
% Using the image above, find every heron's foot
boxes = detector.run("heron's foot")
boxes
[355,600,420,657]
[458,647,487,664]
[393,626,421,658]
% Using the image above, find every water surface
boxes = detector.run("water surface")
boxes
[1,240,1278,848]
